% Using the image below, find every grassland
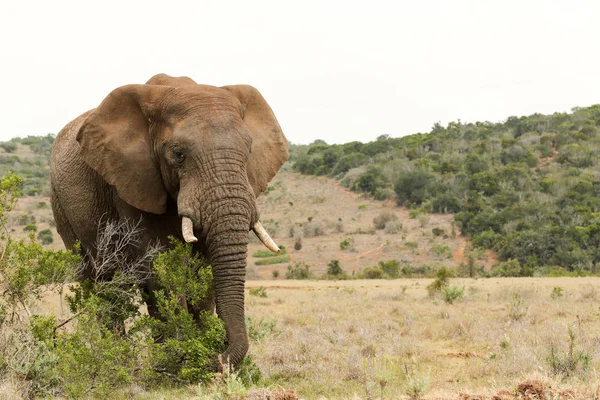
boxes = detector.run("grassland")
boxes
[8,277,597,399]
[239,278,600,399]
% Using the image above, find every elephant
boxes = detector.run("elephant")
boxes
[49,73,288,368]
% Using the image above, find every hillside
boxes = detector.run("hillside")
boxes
[290,104,600,276]
[248,165,480,279]
[3,104,600,277]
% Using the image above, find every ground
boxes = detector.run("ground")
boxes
[27,277,600,399]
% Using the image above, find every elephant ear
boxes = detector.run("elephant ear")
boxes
[223,85,289,197]
[76,84,173,214]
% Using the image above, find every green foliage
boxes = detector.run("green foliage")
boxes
[432,227,446,237]
[326,259,343,276]
[357,266,385,279]
[23,223,37,232]
[427,267,453,297]
[0,209,251,398]
[255,255,290,265]
[0,142,17,153]
[394,170,436,206]
[379,260,400,278]
[246,316,277,341]
[288,105,600,275]
[252,248,287,258]
[551,286,564,300]
[352,166,390,196]
[285,262,312,279]
[547,327,590,378]
[0,136,55,196]
[249,286,267,298]
[442,286,464,304]
[37,229,53,245]
[339,237,355,251]
[153,238,213,307]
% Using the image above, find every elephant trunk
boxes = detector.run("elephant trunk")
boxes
[203,200,254,368]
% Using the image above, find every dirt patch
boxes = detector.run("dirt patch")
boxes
[454,237,467,263]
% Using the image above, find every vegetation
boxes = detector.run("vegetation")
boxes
[290,105,600,275]
[0,134,55,196]
[0,172,261,398]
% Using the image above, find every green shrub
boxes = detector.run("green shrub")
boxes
[379,260,400,278]
[249,286,267,298]
[432,228,446,237]
[37,229,53,245]
[24,223,37,232]
[252,248,287,258]
[326,259,343,276]
[285,262,312,279]
[427,267,453,297]
[442,286,464,304]
[357,266,385,279]
[255,255,290,266]
[430,244,451,259]
[339,237,355,251]
[394,170,436,206]
[550,286,564,300]
[352,166,390,195]
[246,316,277,341]
[547,327,590,378]
[0,142,17,153]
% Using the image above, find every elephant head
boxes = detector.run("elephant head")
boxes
[75,74,288,367]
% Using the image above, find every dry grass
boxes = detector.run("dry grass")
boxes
[243,278,600,399]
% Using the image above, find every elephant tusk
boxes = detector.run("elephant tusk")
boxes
[252,221,280,254]
[181,216,198,243]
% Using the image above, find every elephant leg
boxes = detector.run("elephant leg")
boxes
[51,188,79,251]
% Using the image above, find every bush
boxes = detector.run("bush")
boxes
[427,267,453,297]
[0,142,17,153]
[326,260,343,276]
[379,260,400,278]
[24,223,37,232]
[0,207,261,398]
[285,262,312,279]
[384,220,402,234]
[339,237,355,251]
[394,170,436,206]
[432,228,446,237]
[373,210,398,230]
[37,229,53,245]
[547,327,591,378]
[442,286,464,304]
[357,266,385,279]
[352,166,390,196]
[249,286,267,298]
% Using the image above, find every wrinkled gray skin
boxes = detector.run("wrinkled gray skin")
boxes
[50,74,288,368]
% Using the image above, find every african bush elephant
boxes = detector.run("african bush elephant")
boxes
[50,73,288,368]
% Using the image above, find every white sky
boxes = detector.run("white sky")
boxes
[1,0,599,144]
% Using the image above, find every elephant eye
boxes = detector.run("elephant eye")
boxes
[173,150,186,163]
